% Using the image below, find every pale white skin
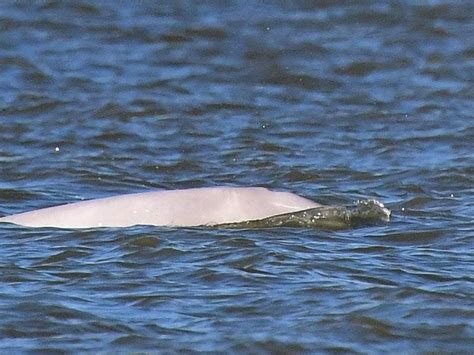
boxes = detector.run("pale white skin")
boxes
[0,187,321,229]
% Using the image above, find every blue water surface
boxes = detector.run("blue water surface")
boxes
[0,0,473,353]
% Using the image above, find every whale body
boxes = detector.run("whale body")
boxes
[0,187,322,229]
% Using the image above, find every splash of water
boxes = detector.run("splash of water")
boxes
[216,199,390,230]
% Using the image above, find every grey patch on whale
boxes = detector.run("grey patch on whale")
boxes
[214,199,390,230]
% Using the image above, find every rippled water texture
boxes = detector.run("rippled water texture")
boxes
[1,0,473,353]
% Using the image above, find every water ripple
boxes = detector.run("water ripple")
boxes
[0,0,473,353]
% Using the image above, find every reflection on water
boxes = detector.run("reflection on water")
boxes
[0,0,473,353]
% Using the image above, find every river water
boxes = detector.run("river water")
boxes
[1,0,473,353]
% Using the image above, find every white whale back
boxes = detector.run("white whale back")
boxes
[0,187,320,229]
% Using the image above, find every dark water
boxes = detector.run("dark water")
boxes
[1,0,473,352]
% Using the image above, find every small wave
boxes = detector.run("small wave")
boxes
[216,200,390,230]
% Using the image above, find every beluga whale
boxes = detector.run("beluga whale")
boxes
[0,187,390,230]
